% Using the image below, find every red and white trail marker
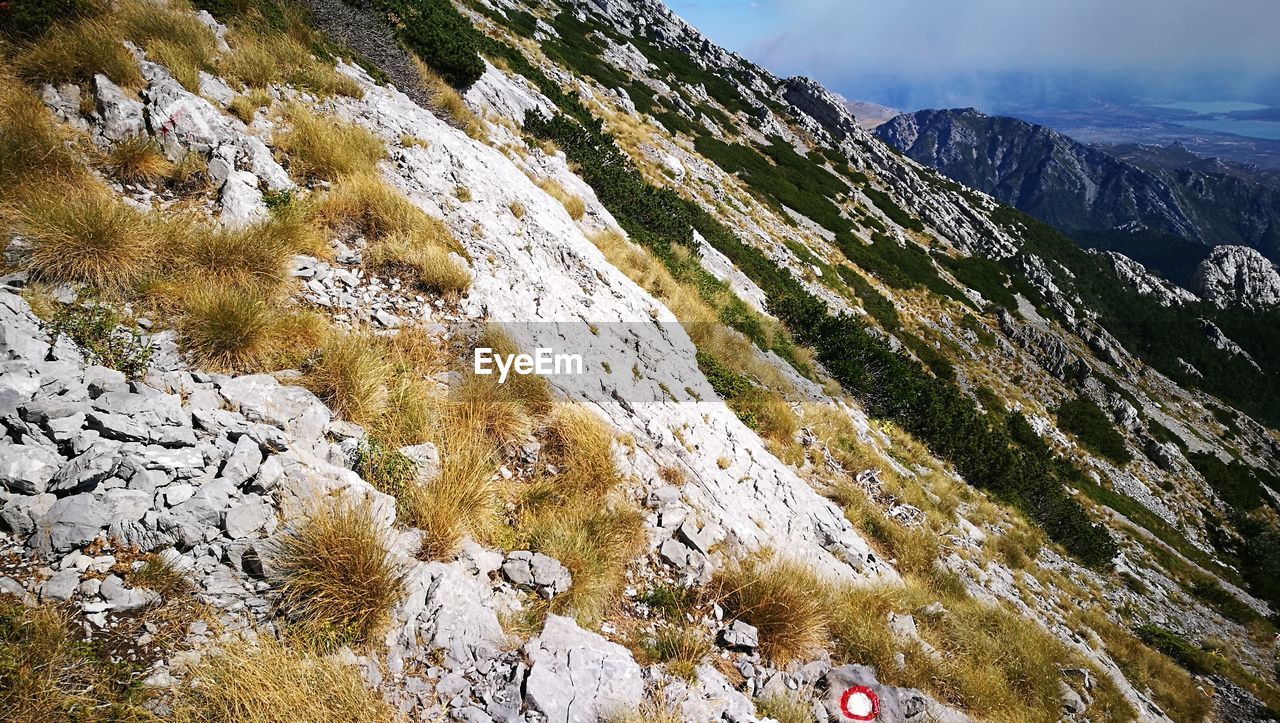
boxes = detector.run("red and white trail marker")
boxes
[839,685,880,721]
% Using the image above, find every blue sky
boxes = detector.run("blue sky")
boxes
[666,0,1280,111]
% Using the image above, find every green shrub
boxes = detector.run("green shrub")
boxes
[863,186,924,232]
[1133,625,1214,675]
[354,438,418,519]
[49,299,154,380]
[360,0,485,87]
[1056,396,1132,465]
[0,0,98,41]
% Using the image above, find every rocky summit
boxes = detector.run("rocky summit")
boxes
[0,1,1278,722]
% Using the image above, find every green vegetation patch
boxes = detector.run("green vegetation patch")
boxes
[1055,396,1132,465]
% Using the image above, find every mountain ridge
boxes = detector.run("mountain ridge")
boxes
[875,107,1280,267]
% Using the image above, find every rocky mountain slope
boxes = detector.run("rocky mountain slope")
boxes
[875,108,1280,273]
[1,0,1279,721]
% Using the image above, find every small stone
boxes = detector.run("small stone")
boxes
[39,568,81,602]
[718,620,759,651]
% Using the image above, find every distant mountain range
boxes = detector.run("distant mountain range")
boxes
[875,108,1280,285]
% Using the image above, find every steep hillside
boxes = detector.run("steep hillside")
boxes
[875,108,1280,269]
[1,0,1279,721]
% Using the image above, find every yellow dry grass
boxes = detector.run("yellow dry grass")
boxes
[367,231,470,296]
[7,185,160,291]
[411,55,482,138]
[536,178,586,220]
[14,16,142,89]
[169,637,397,723]
[272,500,405,649]
[0,72,90,191]
[117,0,218,92]
[275,107,385,181]
[103,136,172,184]
[712,553,831,665]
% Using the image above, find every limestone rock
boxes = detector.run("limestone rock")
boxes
[524,614,644,722]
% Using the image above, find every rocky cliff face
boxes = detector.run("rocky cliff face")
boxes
[1193,245,1280,309]
[2,0,1279,720]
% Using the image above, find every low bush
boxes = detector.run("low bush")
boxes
[1056,396,1132,465]
[362,0,486,88]
[272,500,404,649]
[169,637,397,722]
[49,298,154,379]
[353,437,419,518]
[1,0,98,41]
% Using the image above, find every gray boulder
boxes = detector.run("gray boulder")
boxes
[524,614,644,723]
[92,74,146,145]
[39,567,81,602]
[0,442,62,494]
[36,493,110,552]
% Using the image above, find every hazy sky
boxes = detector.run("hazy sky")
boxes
[665,0,1280,111]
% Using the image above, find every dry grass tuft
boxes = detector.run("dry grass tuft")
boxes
[412,56,482,137]
[367,231,470,296]
[304,333,392,427]
[117,0,218,91]
[408,427,500,560]
[164,217,299,292]
[516,498,645,627]
[272,500,404,649]
[643,624,712,681]
[755,693,816,723]
[0,74,89,190]
[15,17,142,88]
[169,637,397,722]
[713,553,832,665]
[539,404,620,497]
[275,107,384,181]
[316,172,433,240]
[227,88,274,124]
[537,178,586,220]
[104,135,172,184]
[177,285,276,371]
[8,186,159,291]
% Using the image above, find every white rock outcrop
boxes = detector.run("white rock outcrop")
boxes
[1193,245,1280,308]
